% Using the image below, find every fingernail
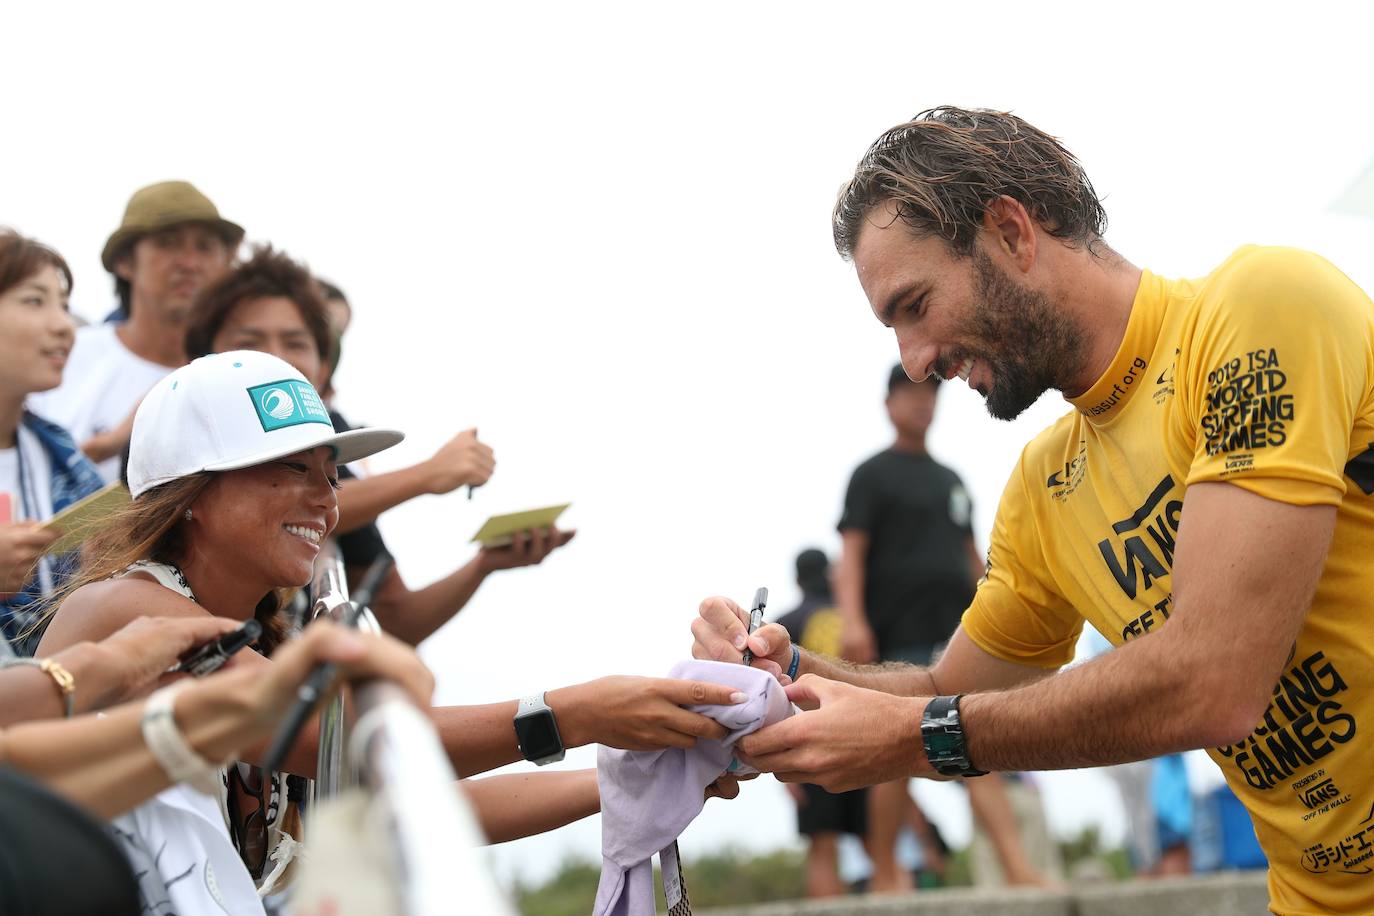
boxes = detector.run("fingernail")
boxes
[753,638,769,654]
[732,635,747,650]
[730,691,747,704]
[779,675,792,687]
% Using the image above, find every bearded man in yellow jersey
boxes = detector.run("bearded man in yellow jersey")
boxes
[689,107,1374,915]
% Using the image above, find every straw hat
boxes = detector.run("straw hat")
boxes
[101,181,245,272]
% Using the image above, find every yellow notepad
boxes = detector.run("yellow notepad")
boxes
[43,482,132,555]
[470,503,571,548]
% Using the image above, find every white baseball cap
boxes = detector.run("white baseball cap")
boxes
[127,350,404,498]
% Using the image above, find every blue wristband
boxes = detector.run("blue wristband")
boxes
[786,645,801,681]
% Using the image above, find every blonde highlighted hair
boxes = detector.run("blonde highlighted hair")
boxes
[28,473,291,652]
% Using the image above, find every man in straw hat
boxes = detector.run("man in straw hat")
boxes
[31,181,242,481]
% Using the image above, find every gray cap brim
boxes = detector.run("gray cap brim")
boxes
[202,426,404,474]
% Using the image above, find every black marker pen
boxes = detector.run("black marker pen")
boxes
[172,619,263,678]
[740,587,769,665]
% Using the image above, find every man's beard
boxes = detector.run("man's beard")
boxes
[964,249,1088,421]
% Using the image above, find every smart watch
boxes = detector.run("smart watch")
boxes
[920,695,987,778]
[514,693,565,765]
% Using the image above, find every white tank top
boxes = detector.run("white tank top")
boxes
[116,560,303,897]
[121,559,196,599]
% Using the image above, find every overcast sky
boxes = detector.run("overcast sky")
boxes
[7,0,1374,888]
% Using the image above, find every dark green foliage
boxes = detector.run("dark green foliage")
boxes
[514,848,805,916]
[514,830,1133,916]
[513,856,601,916]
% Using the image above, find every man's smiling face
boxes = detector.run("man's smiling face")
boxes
[852,199,1087,421]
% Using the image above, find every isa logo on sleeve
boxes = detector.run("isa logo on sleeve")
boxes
[247,379,332,432]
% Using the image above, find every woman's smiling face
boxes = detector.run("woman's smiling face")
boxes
[0,264,75,398]
[185,446,340,589]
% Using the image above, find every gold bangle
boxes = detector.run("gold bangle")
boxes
[0,657,76,717]
[40,659,76,718]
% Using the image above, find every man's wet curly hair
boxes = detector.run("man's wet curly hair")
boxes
[833,107,1107,259]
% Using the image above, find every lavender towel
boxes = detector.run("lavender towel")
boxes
[592,660,792,916]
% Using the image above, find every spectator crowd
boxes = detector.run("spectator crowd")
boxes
[0,180,1210,914]
[8,100,1370,916]
[0,182,750,915]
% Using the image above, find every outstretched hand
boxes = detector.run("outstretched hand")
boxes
[478,527,576,571]
[0,522,58,595]
[549,675,746,752]
[88,615,245,708]
[735,674,928,792]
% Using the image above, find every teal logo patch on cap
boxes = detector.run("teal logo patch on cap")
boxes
[247,379,332,432]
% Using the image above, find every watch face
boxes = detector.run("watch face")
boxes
[516,709,562,761]
[924,731,964,761]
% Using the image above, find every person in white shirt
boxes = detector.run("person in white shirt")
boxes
[34,350,749,910]
[0,230,105,651]
[29,181,242,482]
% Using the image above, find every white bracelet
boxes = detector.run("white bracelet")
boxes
[141,682,223,796]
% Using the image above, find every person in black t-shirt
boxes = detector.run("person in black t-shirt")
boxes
[836,366,980,669]
[774,549,869,897]
[837,365,1048,893]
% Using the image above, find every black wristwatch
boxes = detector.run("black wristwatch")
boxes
[514,693,565,765]
[920,695,987,777]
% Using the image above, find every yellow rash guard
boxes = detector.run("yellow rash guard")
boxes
[961,246,1374,915]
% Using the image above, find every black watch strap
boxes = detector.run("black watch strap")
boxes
[921,695,987,778]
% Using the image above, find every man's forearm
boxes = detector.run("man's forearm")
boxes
[336,465,432,534]
[799,650,937,697]
[372,558,490,646]
[962,629,1233,772]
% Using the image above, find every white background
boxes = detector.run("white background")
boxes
[6,0,1374,887]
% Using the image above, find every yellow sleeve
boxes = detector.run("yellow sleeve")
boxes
[960,460,1082,670]
[1181,248,1374,506]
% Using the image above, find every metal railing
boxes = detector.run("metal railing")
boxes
[301,544,515,915]
[306,546,374,803]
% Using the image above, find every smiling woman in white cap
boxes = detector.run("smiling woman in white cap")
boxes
[33,349,405,907]
[43,349,401,656]
[35,349,753,909]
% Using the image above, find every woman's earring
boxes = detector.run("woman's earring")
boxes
[184,509,193,521]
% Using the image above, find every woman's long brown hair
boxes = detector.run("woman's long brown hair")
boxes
[27,473,291,652]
